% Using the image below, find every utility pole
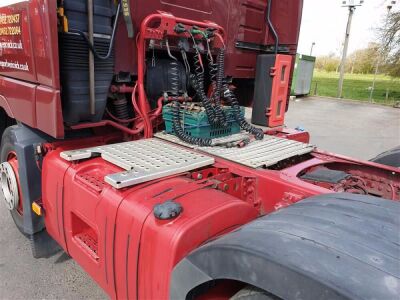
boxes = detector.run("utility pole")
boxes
[338,0,364,98]
[369,1,396,102]
[310,42,316,56]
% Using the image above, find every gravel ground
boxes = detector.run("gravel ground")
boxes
[0,96,399,299]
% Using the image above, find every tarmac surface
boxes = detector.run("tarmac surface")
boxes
[0,97,399,299]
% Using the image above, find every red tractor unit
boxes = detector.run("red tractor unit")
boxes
[0,1,399,299]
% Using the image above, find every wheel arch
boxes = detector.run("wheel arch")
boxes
[170,193,400,300]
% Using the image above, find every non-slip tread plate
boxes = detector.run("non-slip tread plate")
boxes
[155,132,315,168]
[60,139,214,189]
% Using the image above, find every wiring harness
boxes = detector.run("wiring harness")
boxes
[163,23,264,146]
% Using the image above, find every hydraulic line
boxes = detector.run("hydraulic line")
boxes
[87,0,95,115]
[266,0,279,54]
[224,84,264,140]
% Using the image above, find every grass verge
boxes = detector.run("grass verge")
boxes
[311,71,400,105]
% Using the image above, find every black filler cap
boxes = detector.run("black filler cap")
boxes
[154,201,183,220]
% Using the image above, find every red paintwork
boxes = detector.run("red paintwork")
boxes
[7,151,24,215]
[41,137,399,299]
[266,127,310,143]
[0,0,63,137]
[267,54,292,127]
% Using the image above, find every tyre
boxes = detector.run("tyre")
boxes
[0,134,25,234]
[172,193,400,300]
[370,146,400,167]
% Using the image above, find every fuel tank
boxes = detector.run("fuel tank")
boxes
[42,147,258,298]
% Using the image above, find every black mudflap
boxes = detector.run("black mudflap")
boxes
[30,230,61,259]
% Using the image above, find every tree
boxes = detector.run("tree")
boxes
[380,10,400,77]
[347,43,379,74]
[315,53,340,72]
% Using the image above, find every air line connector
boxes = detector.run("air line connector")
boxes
[174,23,186,34]
[205,27,217,38]
[190,26,207,38]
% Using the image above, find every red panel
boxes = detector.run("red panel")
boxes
[267,54,292,127]
[42,150,71,252]
[0,0,62,138]
[0,0,60,88]
[137,189,257,299]
[36,86,64,138]
[29,0,60,88]
[0,75,36,127]
[0,1,36,82]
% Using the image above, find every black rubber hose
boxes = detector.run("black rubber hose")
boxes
[191,52,217,125]
[69,0,121,60]
[224,84,264,140]
[266,0,279,54]
[212,48,228,127]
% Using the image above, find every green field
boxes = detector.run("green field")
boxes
[311,71,400,105]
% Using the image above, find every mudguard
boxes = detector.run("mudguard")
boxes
[1,124,60,258]
[171,193,400,300]
[371,146,400,168]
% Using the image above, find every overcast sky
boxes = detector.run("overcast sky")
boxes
[297,0,399,57]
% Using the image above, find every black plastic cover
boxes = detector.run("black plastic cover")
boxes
[300,168,350,183]
[146,59,187,106]
[251,54,276,126]
[60,0,115,125]
[59,33,114,125]
[64,0,114,35]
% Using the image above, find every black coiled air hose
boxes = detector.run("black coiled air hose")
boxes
[192,52,218,125]
[224,84,264,140]
[190,73,218,125]
[212,49,228,127]
[169,61,212,146]
[208,56,218,86]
